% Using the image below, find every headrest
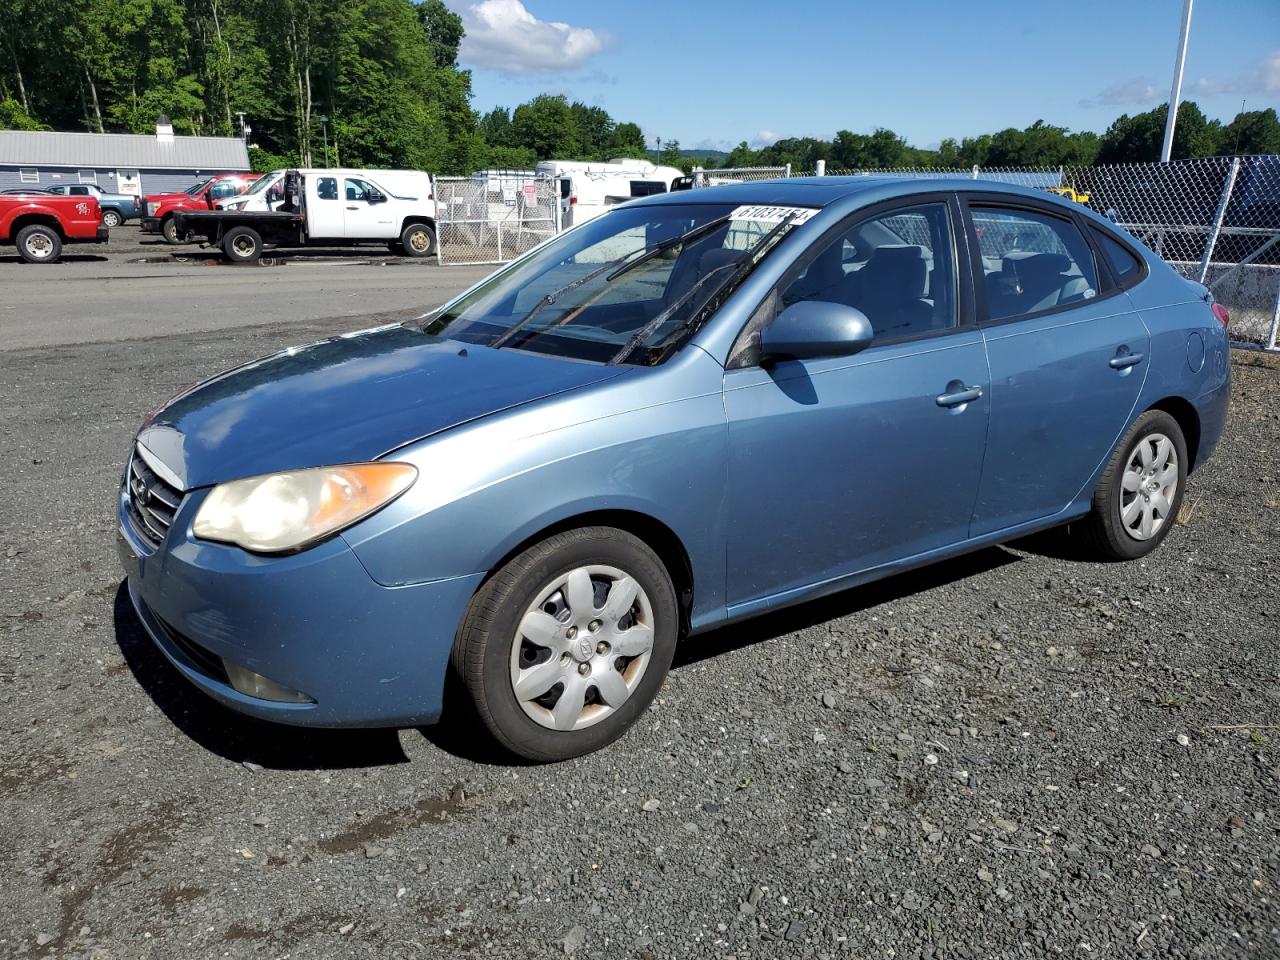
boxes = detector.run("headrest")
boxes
[1002,251,1072,277]
[863,244,928,300]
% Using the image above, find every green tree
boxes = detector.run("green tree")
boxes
[0,96,47,129]
[1097,101,1222,163]
[416,0,463,68]
[511,94,580,160]
[608,121,646,157]
[1222,108,1280,155]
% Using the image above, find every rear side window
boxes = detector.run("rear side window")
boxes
[970,206,1098,321]
[315,177,338,201]
[1090,227,1142,282]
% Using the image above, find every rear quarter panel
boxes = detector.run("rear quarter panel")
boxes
[1126,259,1231,469]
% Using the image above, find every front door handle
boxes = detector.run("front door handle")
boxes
[936,383,983,408]
[1109,350,1145,370]
[346,205,360,210]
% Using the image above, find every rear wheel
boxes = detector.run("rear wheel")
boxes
[1080,409,1187,560]
[400,222,436,258]
[101,209,122,228]
[222,226,263,263]
[161,216,180,244]
[15,224,62,264]
[453,527,678,762]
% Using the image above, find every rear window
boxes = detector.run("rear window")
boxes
[1090,227,1142,282]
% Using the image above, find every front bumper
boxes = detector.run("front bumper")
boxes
[117,486,484,728]
[140,217,161,234]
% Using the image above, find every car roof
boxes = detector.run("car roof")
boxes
[626,175,1068,210]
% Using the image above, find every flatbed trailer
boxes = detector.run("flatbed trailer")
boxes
[172,209,306,261]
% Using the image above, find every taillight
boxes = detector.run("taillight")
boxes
[1211,302,1230,328]
[569,195,577,205]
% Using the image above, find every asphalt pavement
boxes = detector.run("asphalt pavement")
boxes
[1,229,1277,959]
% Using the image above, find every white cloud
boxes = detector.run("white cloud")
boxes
[752,129,781,147]
[454,0,609,73]
[1188,50,1280,97]
[1079,78,1160,109]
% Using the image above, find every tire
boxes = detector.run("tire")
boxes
[161,216,180,244]
[15,224,62,264]
[453,526,678,762]
[400,222,436,258]
[101,209,122,228]
[222,226,263,263]
[1080,409,1188,560]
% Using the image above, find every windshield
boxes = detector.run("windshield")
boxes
[184,177,215,196]
[245,172,281,196]
[420,203,812,365]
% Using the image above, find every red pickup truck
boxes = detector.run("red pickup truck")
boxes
[141,173,259,244]
[1,191,109,263]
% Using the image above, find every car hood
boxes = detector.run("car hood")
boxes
[136,325,630,489]
[145,192,197,204]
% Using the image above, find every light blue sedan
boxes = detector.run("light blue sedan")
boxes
[118,177,1231,761]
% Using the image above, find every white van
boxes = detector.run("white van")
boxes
[535,159,685,226]
[220,168,435,219]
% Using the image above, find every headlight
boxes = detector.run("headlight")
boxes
[146,201,158,216]
[193,462,417,553]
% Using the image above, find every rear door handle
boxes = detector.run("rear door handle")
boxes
[346,205,360,210]
[936,384,983,408]
[1109,352,1144,369]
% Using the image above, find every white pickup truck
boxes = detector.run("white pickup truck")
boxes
[178,168,438,261]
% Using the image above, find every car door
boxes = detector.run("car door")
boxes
[342,177,396,238]
[722,195,991,611]
[962,195,1151,535]
[307,175,345,238]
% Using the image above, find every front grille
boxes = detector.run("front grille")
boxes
[125,448,183,549]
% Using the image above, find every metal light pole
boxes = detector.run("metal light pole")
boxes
[1160,0,1194,163]
[318,116,331,167]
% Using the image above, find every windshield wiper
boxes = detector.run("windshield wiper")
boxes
[604,213,732,282]
[490,214,733,351]
[608,213,798,366]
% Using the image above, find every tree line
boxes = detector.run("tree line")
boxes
[1,1,1276,175]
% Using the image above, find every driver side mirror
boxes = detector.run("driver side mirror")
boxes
[760,300,874,363]
[368,189,386,204]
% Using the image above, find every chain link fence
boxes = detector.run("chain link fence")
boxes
[435,173,560,265]
[433,159,1278,350]
[687,158,1279,349]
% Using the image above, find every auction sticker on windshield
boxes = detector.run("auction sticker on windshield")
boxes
[729,205,819,224]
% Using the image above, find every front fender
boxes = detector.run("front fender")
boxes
[341,349,730,627]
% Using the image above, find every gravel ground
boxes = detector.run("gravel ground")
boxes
[1,299,1278,959]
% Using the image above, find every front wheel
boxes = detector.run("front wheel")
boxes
[400,222,436,258]
[161,217,180,244]
[1080,409,1187,560]
[222,226,263,263]
[101,209,122,228]
[453,527,678,762]
[15,224,63,264]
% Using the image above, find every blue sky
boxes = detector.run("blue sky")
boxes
[445,0,1280,150]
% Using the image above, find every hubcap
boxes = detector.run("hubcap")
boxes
[409,230,429,252]
[509,564,655,731]
[233,236,254,255]
[25,233,53,259]
[1119,431,1178,541]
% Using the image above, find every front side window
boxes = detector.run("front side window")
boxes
[209,180,242,199]
[345,178,373,202]
[778,202,957,341]
[421,203,810,365]
[185,178,215,196]
[971,205,1098,321]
